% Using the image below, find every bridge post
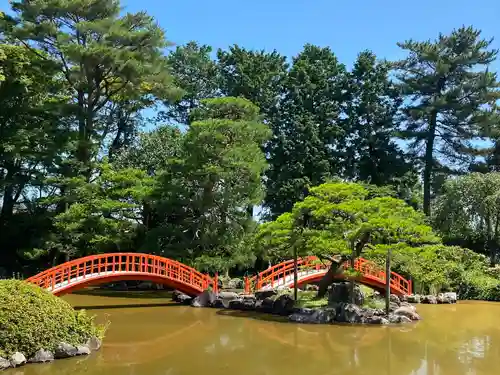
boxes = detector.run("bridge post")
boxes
[213,273,219,294]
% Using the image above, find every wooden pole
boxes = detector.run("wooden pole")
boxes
[350,246,355,304]
[293,240,298,301]
[385,248,391,316]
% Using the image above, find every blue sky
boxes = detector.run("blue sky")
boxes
[120,0,500,70]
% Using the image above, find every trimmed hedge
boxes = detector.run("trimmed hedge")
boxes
[0,280,105,358]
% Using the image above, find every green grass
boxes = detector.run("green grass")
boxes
[295,291,328,308]
[0,280,106,358]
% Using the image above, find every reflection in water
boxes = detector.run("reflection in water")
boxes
[5,294,500,375]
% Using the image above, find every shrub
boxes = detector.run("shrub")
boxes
[366,245,500,300]
[0,279,105,358]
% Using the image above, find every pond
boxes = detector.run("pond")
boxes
[6,291,500,375]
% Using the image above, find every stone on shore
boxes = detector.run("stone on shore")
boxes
[0,357,11,370]
[86,336,102,351]
[9,352,26,367]
[328,282,364,306]
[191,290,217,308]
[28,349,54,363]
[172,290,193,305]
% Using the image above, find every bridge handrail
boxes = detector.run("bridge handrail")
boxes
[26,253,218,295]
[244,256,411,295]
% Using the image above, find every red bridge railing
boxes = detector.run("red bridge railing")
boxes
[26,253,218,296]
[244,256,412,296]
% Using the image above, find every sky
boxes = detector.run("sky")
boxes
[119,0,500,70]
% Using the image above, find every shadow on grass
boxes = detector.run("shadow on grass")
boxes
[74,302,181,310]
[72,288,174,299]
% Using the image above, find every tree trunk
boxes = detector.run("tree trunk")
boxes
[317,258,346,298]
[316,231,372,298]
[423,110,437,216]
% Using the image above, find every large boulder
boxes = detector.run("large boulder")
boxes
[9,352,26,367]
[55,343,79,359]
[394,305,421,321]
[272,294,295,316]
[421,295,438,304]
[389,294,401,306]
[29,349,54,363]
[335,303,365,323]
[172,290,193,305]
[215,291,240,308]
[407,294,421,303]
[228,298,256,311]
[255,296,276,313]
[255,290,277,300]
[437,292,457,304]
[328,282,364,306]
[191,290,217,308]
[0,357,10,370]
[444,292,458,303]
[388,314,412,324]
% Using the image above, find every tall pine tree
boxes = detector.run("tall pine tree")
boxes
[395,26,500,215]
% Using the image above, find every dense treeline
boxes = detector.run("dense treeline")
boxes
[1,0,500,294]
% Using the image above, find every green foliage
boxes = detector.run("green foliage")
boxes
[395,26,500,215]
[40,161,153,259]
[144,97,271,271]
[264,45,348,218]
[0,280,105,358]
[255,181,439,262]
[433,172,500,264]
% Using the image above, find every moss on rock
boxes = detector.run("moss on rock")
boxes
[0,280,105,358]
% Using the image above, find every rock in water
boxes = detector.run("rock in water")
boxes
[76,345,91,355]
[55,343,79,358]
[335,303,365,323]
[407,294,421,303]
[86,336,102,351]
[191,290,217,307]
[172,290,193,305]
[0,357,11,370]
[228,298,256,311]
[421,295,438,304]
[29,349,54,363]
[388,314,412,324]
[443,292,458,303]
[394,305,421,321]
[328,282,364,306]
[9,352,26,367]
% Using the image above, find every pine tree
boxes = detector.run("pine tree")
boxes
[395,26,500,215]
[264,45,349,217]
[6,0,180,177]
[344,51,414,186]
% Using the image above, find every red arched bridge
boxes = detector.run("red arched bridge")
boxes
[243,256,412,296]
[25,253,411,297]
[26,253,219,297]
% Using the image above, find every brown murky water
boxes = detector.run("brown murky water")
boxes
[6,292,500,375]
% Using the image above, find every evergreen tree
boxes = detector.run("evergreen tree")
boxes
[264,44,349,218]
[344,51,415,187]
[165,42,221,125]
[395,26,500,215]
[6,0,180,177]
